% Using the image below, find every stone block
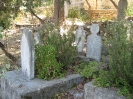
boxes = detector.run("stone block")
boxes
[1,70,83,99]
[84,82,126,99]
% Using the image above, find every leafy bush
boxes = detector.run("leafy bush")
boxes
[75,61,99,80]
[95,21,133,98]
[0,0,21,28]
[0,12,11,29]
[126,2,133,16]
[68,7,80,18]
[39,23,77,69]
[0,64,10,78]
[68,7,90,22]
[35,23,78,79]
[35,44,64,80]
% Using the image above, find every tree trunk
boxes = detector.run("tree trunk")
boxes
[54,0,64,23]
[117,0,128,21]
[54,0,59,21]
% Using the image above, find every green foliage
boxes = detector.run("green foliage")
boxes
[95,21,133,98]
[0,0,44,28]
[35,23,77,80]
[95,70,112,87]
[68,7,90,22]
[0,0,22,28]
[68,7,80,18]
[0,26,3,39]
[54,93,62,99]
[40,23,77,69]
[0,64,10,78]
[126,2,133,16]
[35,44,64,80]
[75,61,99,80]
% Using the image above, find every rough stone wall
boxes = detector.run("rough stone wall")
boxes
[83,0,132,10]
[89,9,117,20]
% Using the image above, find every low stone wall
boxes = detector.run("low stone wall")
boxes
[87,9,117,20]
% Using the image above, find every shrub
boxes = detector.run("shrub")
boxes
[75,61,99,80]
[35,23,78,79]
[68,7,80,18]
[95,21,133,98]
[68,7,90,22]
[39,23,77,69]
[126,2,133,17]
[35,44,64,80]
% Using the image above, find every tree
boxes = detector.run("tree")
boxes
[110,0,128,21]
[54,0,59,20]
[117,0,128,21]
[0,0,22,28]
[54,0,67,22]
[0,0,69,28]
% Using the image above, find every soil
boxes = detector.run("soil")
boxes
[0,26,21,68]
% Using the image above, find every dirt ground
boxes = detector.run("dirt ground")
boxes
[0,26,23,69]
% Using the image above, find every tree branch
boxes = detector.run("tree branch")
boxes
[85,0,91,9]
[28,7,45,23]
[110,0,118,9]
[0,42,17,62]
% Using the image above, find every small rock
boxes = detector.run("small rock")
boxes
[84,81,126,99]
[73,90,84,99]
[77,83,84,89]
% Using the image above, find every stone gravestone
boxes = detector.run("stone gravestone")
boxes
[75,26,86,52]
[34,32,41,44]
[21,28,34,80]
[86,24,102,62]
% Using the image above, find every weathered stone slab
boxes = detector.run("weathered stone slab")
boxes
[1,70,83,99]
[86,24,102,62]
[75,26,86,52]
[84,81,126,99]
[21,28,34,80]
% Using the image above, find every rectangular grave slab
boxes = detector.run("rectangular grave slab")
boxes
[1,69,83,99]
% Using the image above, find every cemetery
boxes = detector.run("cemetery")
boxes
[0,0,133,99]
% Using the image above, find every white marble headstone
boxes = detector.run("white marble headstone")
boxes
[86,24,102,61]
[75,26,86,52]
[21,28,34,80]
